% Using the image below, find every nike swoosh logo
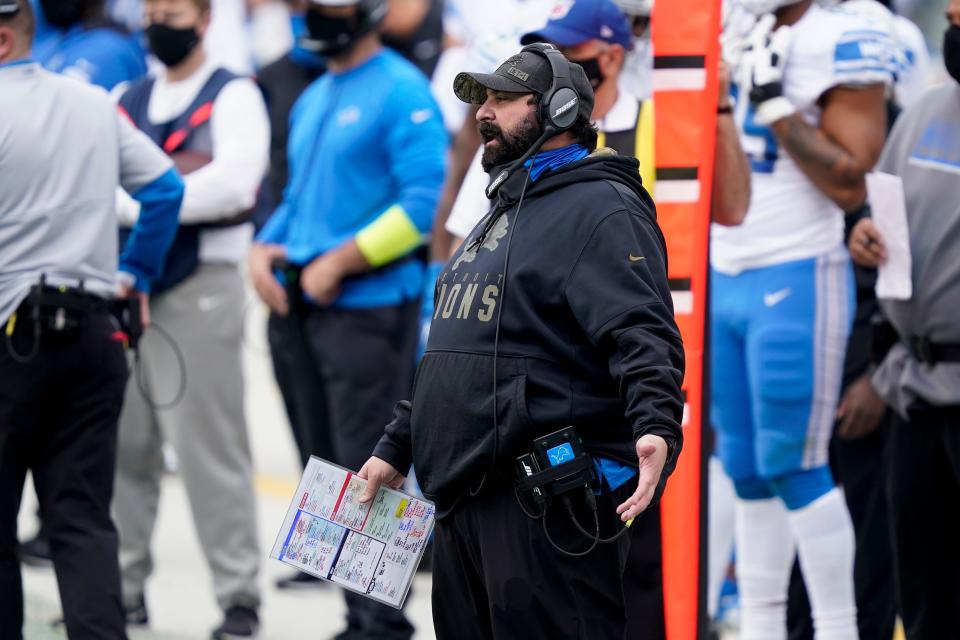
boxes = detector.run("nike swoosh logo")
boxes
[410,109,433,124]
[628,254,646,262]
[763,288,792,307]
[198,295,224,312]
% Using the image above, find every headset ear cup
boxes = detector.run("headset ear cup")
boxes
[546,87,580,131]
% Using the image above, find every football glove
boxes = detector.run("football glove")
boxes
[746,15,796,126]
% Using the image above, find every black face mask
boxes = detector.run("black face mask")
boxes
[39,0,85,28]
[944,24,960,85]
[146,23,200,68]
[575,57,605,91]
[305,10,361,57]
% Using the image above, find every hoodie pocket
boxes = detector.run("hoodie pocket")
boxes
[410,351,534,499]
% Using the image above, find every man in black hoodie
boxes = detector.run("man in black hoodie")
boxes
[358,44,685,639]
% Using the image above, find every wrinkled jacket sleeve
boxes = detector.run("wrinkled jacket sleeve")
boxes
[373,400,414,474]
[563,206,686,478]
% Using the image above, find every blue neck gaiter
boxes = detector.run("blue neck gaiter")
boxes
[289,14,326,71]
[524,144,589,182]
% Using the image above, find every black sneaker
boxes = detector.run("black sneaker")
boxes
[18,533,53,568]
[125,595,149,626]
[275,571,327,590]
[211,605,259,639]
[50,596,148,631]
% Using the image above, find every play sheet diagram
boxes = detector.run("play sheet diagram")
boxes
[270,456,435,608]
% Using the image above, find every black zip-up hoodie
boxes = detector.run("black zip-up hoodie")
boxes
[373,152,685,514]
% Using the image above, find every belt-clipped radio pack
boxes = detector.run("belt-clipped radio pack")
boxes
[514,426,634,558]
[514,426,595,503]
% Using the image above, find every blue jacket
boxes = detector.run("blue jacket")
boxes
[258,48,447,309]
[39,23,146,91]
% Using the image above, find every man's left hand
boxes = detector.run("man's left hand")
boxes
[301,253,345,306]
[616,434,669,522]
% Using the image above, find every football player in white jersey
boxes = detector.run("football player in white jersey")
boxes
[711,1,894,638]
[821,0,932,109]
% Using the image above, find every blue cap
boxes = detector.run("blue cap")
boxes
[520,0,633,51]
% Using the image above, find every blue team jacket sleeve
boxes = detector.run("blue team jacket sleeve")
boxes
[355,83,446,262]
[119,168,184,292]
[86,44,146,91]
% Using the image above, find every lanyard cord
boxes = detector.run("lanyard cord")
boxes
[469,171,532,498]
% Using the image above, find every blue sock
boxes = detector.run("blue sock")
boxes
[732,476,774,501]
[769,466,835,510]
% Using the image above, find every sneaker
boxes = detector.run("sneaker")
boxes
[275,571,326,590]
[18,533,53,568]
[49,596,148,631]
[125,596,149,626]
[211,605,259,639]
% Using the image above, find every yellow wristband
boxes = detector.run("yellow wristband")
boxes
[355,205,423,268]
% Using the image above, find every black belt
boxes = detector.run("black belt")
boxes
[908,336,960,366]
[6,282,116,363]
[22,285,110,314]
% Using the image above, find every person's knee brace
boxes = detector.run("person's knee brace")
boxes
[768,466,835,510]
[732,476,774,501]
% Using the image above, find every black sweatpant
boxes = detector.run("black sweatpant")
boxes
[431,478,633,640]
[622,503,665,640]
[887,404,960,640]
[267,311,336,468]
[0,311,129,640]
[268,301,420,639]
[787,419,897,640]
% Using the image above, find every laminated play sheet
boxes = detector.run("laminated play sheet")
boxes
[270,456,435,608]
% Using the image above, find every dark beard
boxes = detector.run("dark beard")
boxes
[479,114,543,173]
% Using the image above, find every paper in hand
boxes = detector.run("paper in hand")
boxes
[270,457,435,609]
[866,172,912,300]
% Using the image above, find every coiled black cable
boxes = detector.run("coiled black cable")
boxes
[4,306,41,364]
[542,499,600,558]
[133,322,187,410]
[563,492,636,545]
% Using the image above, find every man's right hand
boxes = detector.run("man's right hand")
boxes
[357,456,406,503]
[118,282,151,329]
[249,243,289,316]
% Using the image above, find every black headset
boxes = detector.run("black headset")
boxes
[0,0,20,16]
[484,43,583,198]
[522,42,582,134]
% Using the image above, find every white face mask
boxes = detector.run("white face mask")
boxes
[738,0,795,15]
